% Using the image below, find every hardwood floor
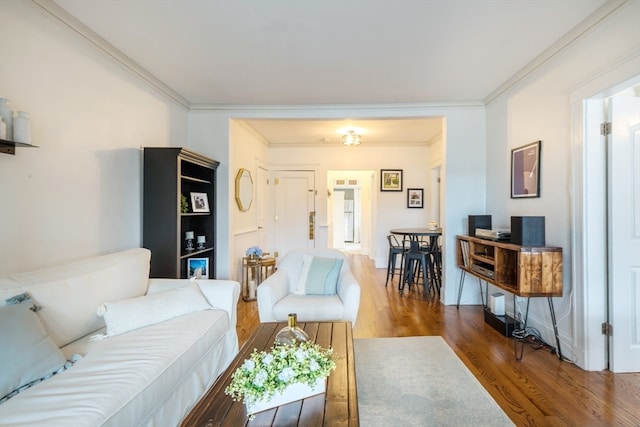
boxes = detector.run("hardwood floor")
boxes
[236,253,640,427]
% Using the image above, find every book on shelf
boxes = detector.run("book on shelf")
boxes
[460,240,470,267]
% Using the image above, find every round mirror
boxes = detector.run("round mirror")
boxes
[235,168,253,211]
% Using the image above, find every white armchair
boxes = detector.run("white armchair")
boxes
[257,248,360,327]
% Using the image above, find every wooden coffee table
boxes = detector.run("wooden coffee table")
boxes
[181,321,359,426]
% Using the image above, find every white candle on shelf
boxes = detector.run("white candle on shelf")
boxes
[185,231,194,240]
[249,280,256,298]
[13,111,31,144]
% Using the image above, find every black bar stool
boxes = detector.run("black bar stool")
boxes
[385,234,407,287]
[401,240,437,296]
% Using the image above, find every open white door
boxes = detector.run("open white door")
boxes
[273,170,315,258]
[608,96,640,373]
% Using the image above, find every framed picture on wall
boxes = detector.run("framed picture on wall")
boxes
[380,169,403,191]
[511,140,541,198]
[190,192,210,212]
[187,257,209,279]
[407,188,424,208]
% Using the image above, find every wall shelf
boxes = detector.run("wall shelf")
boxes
[0,138,38,155]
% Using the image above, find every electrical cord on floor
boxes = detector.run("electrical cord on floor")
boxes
[512,327,557,355]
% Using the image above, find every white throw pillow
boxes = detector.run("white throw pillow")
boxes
[97,283,211,337]
[0,298,67,401]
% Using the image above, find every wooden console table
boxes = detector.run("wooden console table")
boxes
[181,321,358,426]
[456,235,563,361]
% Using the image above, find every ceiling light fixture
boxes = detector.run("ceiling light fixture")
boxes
[341,130,361,146]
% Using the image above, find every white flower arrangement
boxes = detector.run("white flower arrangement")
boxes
[245,245,263,257]
[225,341,336,415]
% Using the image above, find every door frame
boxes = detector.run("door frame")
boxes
[570,72,640,370]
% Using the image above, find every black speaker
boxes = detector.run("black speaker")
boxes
[468,215,491,236]
[510,216,545,246]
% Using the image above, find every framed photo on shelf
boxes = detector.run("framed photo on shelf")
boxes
[190,192,210,213]
[380,169,403,192]
[511,140,541,198]
[407,188,424,208]
[187,257,209,279]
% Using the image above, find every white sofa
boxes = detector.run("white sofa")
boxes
[257,248,360,326]
[0,248,240,427]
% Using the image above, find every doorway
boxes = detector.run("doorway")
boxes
[328,170,374,255]
[333,184,360,248]
[579,76,640,372]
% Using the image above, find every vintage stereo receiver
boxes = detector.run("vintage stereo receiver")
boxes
[475,228,511,241]
[470,264,494,279]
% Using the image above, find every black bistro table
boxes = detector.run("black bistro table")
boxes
[390,227,442,294]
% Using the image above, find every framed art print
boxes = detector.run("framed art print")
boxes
[187,257,209,279]
[407,188,424,208]
[511,140,541,198]
[190,192,210,212]
[381,169,403,192]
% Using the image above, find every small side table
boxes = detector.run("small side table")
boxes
[242,257,277,301]
[260,257,276,278]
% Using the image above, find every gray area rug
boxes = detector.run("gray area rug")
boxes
[354,336,514,427]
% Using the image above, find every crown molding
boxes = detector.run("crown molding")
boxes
[484,0,631,105]
[268,140,431,148]
[189,100,485,112]
[30,0,190,109]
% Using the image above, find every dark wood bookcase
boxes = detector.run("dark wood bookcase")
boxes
[143,147,219,279]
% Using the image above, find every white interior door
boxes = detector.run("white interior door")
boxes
[608,96,640,373]
[256,165,269,253]
[333,191,345,248]
[273,170,315,258]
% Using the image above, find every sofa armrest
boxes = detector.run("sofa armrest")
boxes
[146,279,241,329]
[336,269,361,327]
[256,270,289,323]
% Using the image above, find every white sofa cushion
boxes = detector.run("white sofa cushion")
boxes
[0,309,233,427]
[0,248,151,348]
[272,294,345,322]
[97,283,211,336]
[0,300,67,401]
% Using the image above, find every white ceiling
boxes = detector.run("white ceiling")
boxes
[47,0,609,145]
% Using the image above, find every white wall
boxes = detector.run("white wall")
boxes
[187,111,231,278]
[484,0,640,367]
[441,111,487,304]
[229,119,269,281]
[0,1,188,274]
[426,133,444,225]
